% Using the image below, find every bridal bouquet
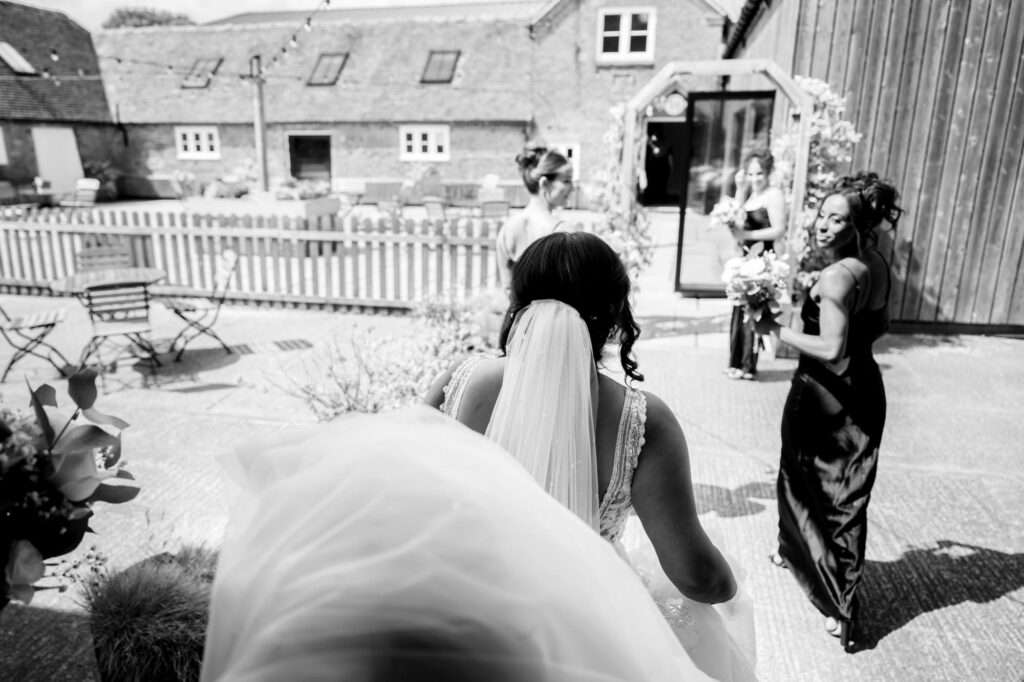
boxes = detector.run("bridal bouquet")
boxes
[722,250,791,322]
[1,370,139,610]
[709,196,747,229]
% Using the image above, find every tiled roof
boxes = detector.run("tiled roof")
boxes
[95,19,533,125]
[0,1,112,122]
[209,1,547,25]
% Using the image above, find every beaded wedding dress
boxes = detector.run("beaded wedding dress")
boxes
[441,300,757,682]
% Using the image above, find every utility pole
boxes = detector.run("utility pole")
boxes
[250,55,269,193]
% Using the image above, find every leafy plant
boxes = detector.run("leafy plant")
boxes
[771,76,863,300]
[587,104,655,286]
[1,370,139,612]
[283,296,498,420]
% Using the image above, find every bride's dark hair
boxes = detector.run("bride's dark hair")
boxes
[499,231,643,382]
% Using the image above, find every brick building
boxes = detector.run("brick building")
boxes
[94,0,727,201]
[0,1,125,197]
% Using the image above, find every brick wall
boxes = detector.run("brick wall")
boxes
[530,0,724,185]
[120,121,528,189]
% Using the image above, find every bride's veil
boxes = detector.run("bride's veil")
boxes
[485,299,600,530]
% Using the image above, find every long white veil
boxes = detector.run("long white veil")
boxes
[201,407,714,681]
[486,299,600,530]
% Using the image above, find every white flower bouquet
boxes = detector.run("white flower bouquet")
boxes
[709,196,747,229]
[722,250,791,322]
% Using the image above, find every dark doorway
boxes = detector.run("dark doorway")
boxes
[674,91,775,296]
[641,121,686,206]
[288,135,331,181]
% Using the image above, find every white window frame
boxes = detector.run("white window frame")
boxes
[548,141,581,181]
[398,125,450,162]
[0,127,8,166]
[174,126,221,160]
[596,7,657,65]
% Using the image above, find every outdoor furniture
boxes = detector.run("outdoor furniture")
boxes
[51,267,167,297]
[422,195,447,221]
[377,200,404,221]
[75,243,134,272]
[59,178,100,209]
[78,281,161,372]
[0,304,72,382]
[480,200,511,219]
[161,249,239,361]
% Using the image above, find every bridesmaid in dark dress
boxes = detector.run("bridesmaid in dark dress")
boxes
[726,149,786,380]
[756,172,902,651]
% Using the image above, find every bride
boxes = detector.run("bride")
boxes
[424,231,757,681]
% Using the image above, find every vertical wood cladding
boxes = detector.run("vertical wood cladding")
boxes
[732,0,1024,326]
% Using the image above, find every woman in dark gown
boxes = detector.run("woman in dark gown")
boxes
[727,149,786,380]
[756,172,902,650]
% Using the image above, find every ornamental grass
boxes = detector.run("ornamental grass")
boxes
[82,545,218,682]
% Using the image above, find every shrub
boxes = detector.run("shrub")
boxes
[588,104,655,286]
[283,294,499,420]
[771,76,863,300]
[82,546,218,682]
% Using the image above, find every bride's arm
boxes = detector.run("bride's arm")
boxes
[423,364,459,409]
[630,393,737,604]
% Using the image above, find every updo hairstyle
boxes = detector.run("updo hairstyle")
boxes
[499,231,643,382]
[826,172,903,248]
[515,143,572,195]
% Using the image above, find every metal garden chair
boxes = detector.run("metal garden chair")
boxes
[422,195,447,221]
[0,304,72,382]
[75,243,133,272]
[161,249,239,361]
[79,281,161,374]
[481,200,511,219]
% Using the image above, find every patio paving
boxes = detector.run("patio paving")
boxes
[0,208,1022,681]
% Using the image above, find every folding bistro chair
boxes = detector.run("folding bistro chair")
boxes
[162,249,239,361]
[481,200,511,219]
[422,196,447,221]
[59,178,101,209]
[79,282,161,373]
[0,304,72,382]
[75,243,133,272]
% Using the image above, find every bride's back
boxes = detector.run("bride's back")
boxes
[438,356,628,504]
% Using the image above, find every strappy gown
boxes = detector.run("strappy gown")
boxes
[443,356,757,682]
[777,261,890,626]
[728,208,775,374]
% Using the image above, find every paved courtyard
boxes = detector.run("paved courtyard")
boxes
[0,210,1022,681]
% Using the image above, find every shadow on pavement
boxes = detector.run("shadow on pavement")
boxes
[0,602,97,681]
[635,314,730,340]
[875,333,966,354]
[694,480,776,517]
[853,540,1024,651]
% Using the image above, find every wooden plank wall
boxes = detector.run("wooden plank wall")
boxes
[735,0,1024,327]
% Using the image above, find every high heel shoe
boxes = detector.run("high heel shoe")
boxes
[824,616,855,651]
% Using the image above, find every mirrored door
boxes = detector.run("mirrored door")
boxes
[674,91,775,296]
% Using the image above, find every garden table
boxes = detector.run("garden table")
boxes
[50,267,167,296]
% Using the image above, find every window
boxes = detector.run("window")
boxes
[0,42,36,75]
[596,8,656,64]
[399,125,450,162]
[421,51,460,84]
[0,127,8,165]
[174,126,221,160]
[182,58,222,89]
[548,141,581,181]
[308,53,348,86]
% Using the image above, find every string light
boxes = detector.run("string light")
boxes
[289,35,298,48]
[49,48,59,62]
[41,67,50,79]
[303,18,312,31]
